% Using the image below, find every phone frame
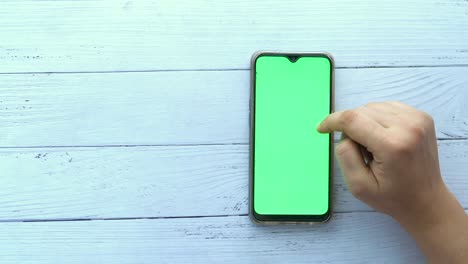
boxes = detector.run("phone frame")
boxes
[249,51,335,225]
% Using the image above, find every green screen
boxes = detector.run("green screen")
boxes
[254,55,331,216]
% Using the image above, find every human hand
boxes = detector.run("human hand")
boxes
[317,101,443,220]
[317,101,468,263]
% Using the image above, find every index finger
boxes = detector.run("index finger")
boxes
[317,110,387,150]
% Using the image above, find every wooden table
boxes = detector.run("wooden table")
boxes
[0,1,467,263]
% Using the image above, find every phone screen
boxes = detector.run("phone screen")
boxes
[252,53,332,222]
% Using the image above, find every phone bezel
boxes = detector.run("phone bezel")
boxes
[249,51,335,225]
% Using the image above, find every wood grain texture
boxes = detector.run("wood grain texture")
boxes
[0,140,466,221]
[0,0,467,73]
[1,1,466,262]
[0,213,427,264]
[1,67,467,147]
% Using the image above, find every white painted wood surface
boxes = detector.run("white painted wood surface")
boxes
[1,67,468,147]
[0,0,467,72]
[0,214,428,264]
[0,140,466,221]
[1,0,467,263]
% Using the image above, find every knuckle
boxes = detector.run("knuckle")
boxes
[364,102,380,108]
[419,111,434,126]
[390,100,405,106]
[408,124,426,141]
[356,106,365,111]
[389,138,413,155]
[402,115,431,145]
[336,139,353,156]
[389,100,402,104]
[340,110,359,127]
[348,179,369,199]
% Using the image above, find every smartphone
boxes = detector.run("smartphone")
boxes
[249,51,334,224]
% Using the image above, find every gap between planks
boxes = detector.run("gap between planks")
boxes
[0,208,467,224]
[0,212,370,224]
[1,137,467,149]
[0,214,247,223]
[1,64,468,75]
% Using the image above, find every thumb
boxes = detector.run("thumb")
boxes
[336,138,378,200]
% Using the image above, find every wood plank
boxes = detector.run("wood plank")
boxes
[0,0,467,73]
[1,67,467,147]
[0,140,466,220]
[0,67,468,147]
[0,213,426,263]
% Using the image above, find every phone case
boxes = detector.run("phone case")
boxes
[249,51,335,225]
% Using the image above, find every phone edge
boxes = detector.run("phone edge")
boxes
[249,51,335,225]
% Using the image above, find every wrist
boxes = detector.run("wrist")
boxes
[394,184,468,262]
[394,183,455,231]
